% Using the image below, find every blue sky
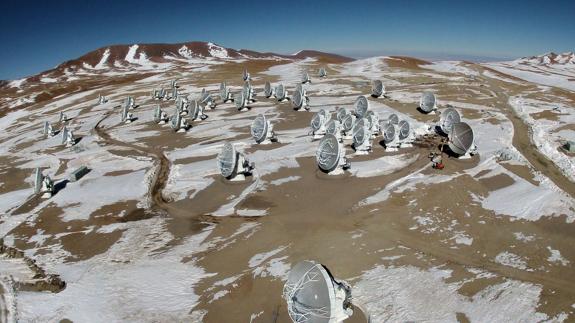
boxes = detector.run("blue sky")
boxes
[1,0,574,80]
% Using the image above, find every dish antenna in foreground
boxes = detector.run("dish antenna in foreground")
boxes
[448,122,477,158]
[33,168,54,198]
[217,142,254,181]
[220,82,233,103]
[283,260,353,322]
[292,84,309,111]
[310,109,331,139]
[316,134,350,174]
[371,80,385,98]
[354,96,369,118]
[419,91,437,114]
[352,118,372,154]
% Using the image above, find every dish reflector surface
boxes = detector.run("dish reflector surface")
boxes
[316,134,341,173]
[354,96,368,118]
[251,114,269,144]
[371,80,384,97]
[217,142,237,178]
[420,92,436,113]
[448,122,474,155]
[440,107,461,134]
[398,120,410,140]
[383,122,396,143]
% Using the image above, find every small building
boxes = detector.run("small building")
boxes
[69,166,90,182]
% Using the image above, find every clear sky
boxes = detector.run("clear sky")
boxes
[1,0,574,80]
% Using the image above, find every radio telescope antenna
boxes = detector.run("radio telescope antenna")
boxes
[61,126,76,147]
[387,113,399,125]
[33,168,54,198]
[292,84,309,111]
[325,119,343,142]
[354,96,369,118]
[439,107,461,135]
[264,81,275,98]
[251,114,277,144]
[365,111,380,137]
[170,113,189,132]
[97,94,108,105]
[242,68,251,81]
[201,89,217,109]
[121,104,134,123]
[220,82,233,103]
[243,81,256,102]
[154,105,169,124]
[217,142,254,181]
[336,107,348,123]
[371,80,385,98]
[43,121,55,138]
[419,91,437,114]
[352,118,372,154]
[341,114,355,140]
[310,109,331,139]
[235,90,249,111]
[397,120,413,147]
[302,72,311,84]
[59,112,69,123]
[318,67,327,78]
[315,135,351,174]
[448,122,477,158]
[382,122,399,151]
[189,100,208,121]
[283,260,353,322]
[275,84,289,102]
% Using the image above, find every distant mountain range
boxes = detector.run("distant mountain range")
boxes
[514,52,575,66]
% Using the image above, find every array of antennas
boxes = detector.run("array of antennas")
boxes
[283,260,353,323]
[217,142,254,181]
[33,168,54,198]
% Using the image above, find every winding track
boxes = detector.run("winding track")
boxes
[93,111,172,215]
